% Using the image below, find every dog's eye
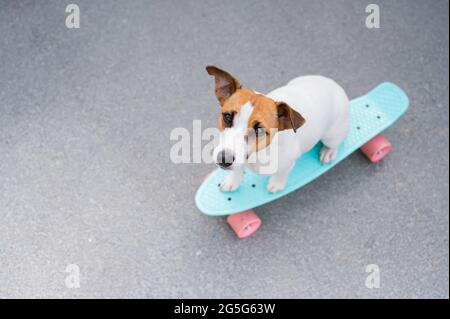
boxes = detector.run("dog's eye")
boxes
[223,112,234,127]
[253,124,266,137]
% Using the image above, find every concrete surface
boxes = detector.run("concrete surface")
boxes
[0,0,448,298]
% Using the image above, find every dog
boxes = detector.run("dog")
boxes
[207,65,350,193]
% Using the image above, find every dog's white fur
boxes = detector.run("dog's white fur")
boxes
[214,75,350,193]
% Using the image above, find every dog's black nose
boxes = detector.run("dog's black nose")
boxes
[216,149,234,169]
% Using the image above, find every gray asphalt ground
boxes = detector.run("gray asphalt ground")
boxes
[0,0,448,298]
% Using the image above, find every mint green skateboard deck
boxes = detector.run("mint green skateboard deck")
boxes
[196,82,409,217]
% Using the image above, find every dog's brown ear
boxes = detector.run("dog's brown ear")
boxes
[276,101,306,133]
[206,65,241,106]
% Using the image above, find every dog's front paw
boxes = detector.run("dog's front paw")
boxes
[267,176,287,193]
[220,174,241,192]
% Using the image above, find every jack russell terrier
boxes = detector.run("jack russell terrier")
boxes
[207,65,350,193]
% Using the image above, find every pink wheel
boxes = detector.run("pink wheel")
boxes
[227,210,261,239]
[361,134,392,163]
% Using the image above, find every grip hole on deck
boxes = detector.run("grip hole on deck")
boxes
[366,104,370,108]
[217,183,220,187]
[357,126,361,130]
[227,197,232,201]
[252,184,256,188]
[377,115,381,119]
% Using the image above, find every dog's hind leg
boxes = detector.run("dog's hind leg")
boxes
[320,140,340,164]
[320,121,349,164]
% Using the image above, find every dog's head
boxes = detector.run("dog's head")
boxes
[206,65,306,170]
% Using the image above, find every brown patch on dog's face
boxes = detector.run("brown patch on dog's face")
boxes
[218,88,255,131]
[247,95,306,153]
[247,94,278,153]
